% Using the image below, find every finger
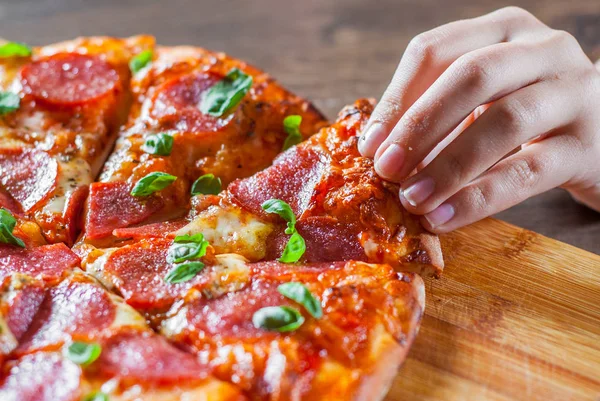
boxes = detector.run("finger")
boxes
[359,6,548,157]
[398,79,583,214]
[420,134,582,233]
[374,30,582,182]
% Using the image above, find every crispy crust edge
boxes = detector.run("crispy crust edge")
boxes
[418,232,444,278]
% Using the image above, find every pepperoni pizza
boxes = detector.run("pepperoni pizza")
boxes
[0,36,443,401]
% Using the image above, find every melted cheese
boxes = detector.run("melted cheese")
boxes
[43,157,93,214]
[176,206,272,261]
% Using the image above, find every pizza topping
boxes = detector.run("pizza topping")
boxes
[278,282,323,319]
[262,199,306,263]
[152,72,223,132]
[86,181,164,239]
[164,261,205,284]
[191,173,221,195]
[6,284,45,341]
[200,68,252,117]
[130,171,177,197]
[252,306,305,332]
[16,280,116,354]
[64,341,102,365]
[165,233,209,284]
[0,208,25,247]
[82,393,108,401]
[282,115,303,151]
[21,53,119,106]
[112,219,187,240]
[0,42,32,57]
[141,132,173,156]
[0,92,20,114]
[0,352,81,401]
[129,49,153,73]
[0,148,59,212]
[97,330,207,384]
[0,243,80,282]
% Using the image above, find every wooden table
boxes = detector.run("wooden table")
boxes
[1,0,597,253]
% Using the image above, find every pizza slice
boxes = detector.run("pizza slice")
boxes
[0,36,153,245]
[83,44,327,243]
[0,247,245,401]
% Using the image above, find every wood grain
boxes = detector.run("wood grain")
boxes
[387,218,600,401]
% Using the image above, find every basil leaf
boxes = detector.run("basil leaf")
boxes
[164,261,205,284]
[0,92,20,115]
[282,115,303,151]
[173,233,206,243]
[261,199,296,234]
[0,42,32,58]
[252,306,305,332]
[278,282,322,319]
[200,68,252,117]
[191,174,222,196]
[0,208,25,248]
[167,235,209,264]
[141,133,173,156]
[129,50,153,73]
[64,342,102,366]
[279,231,306,263]
[82,392,109,401]
[130,172,177,197]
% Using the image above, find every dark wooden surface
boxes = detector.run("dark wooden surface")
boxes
[1,0,598,253]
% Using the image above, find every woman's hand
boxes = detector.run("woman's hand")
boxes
[359,6,600,233]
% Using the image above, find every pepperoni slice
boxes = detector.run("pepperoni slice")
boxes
[112,219,187,240]
[16,280,116,355]
[97,330,207,385]
[21,53,119,106]
[0,189,22,215]
[85,181,164,239]
[104,238,195,310]
[0,148,59,212]
[0,352,81,401]
[6,284,46,341]
[0,243,80,283]
[265,217,367,263]
[151,72,225,132]
[62,185,89,246]
[229,146,328,218]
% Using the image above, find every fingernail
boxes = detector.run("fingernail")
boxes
[359,123,386,157]
[401,177,435,207]
[375,143,405,179]
[425,203,455,228]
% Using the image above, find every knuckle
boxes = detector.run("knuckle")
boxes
[498,6,535,23]
[493,98,530,134]
[464,183,491,213]
[506,157,543,188]
[454,53,495,92]
[406,32,442,64]
[443,151,468,183]
[372,96,402,125]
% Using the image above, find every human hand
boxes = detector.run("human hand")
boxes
[359,7,600,233]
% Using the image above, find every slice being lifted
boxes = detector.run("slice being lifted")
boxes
[0,36,153,245]
[83,44,328,242]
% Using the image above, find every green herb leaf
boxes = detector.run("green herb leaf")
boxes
[279,231,306,263]
[64,342,102,366]
[164,261,205,284]
[141,133,173,156]
[0,208,25,248]
[130,172,177,197]
[0,92,20,115]
[282,115,303,151]
[0,42,32,58]
[167,233,209,264]
[261,199,296,234]
[129,50,153,73]
[191,174,222,196]
[200,68,252,117]
[278,282,322,319]
[82,392,109,401]
[252,306,305,332]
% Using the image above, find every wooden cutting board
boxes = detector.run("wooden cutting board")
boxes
[386,218,600,401]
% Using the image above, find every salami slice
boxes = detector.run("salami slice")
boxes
[0,243,80,282]
[228,146,328,218]
[16,280,116,355]
[98,330,207,384]
[103,238,196,310]
[0,352,81,401]
[112,219,187,240]
[85,181,164,239]
[21,53,119,106]
[151,72,224,132]
[0,148,59,213]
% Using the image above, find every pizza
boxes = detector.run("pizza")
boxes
[0,36,442,401]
